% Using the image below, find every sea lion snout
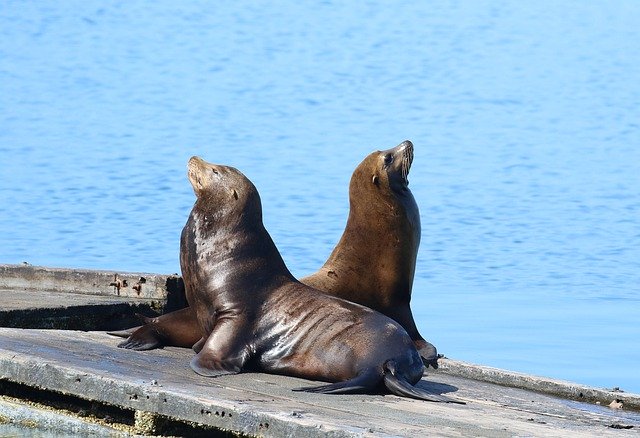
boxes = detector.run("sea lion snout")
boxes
[188,155,208,171]
[395,140,414,165]
[397,140,413,151]
[381,140,414,188]
[398,141,414,183]
[188,156,222,174]
[187,156,211,194]
[187,156,227,194]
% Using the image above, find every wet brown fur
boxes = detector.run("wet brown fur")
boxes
[112,142,437,367]
[166,157,458,402]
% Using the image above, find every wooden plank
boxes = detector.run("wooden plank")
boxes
[0,264,187,331]
[1,328,638,437]
[0,288,158,311]
[438,357,640,411]
[0,397,126,436]
[0,288,161,331]
[0,264,178,299]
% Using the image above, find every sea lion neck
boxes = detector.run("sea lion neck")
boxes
[193,195,262,229]
[188,206,291,275]
[318,157,421,288]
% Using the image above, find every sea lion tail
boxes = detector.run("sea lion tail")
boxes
[383,361,466,404]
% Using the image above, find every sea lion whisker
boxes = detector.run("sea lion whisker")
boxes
[400,143,413,183]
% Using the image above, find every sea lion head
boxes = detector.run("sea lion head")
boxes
[187,156,262,224]
[353,140,415,196]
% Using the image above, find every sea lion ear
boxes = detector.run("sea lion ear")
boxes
[232,189,239,200]
[372,175,379,186]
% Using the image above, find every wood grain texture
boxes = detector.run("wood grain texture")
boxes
[2,328,639,437]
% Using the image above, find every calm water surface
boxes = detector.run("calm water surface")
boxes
[1,2,639,392]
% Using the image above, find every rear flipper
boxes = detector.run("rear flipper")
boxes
[384,361,466,404]
[107,327,139,338]
[415,339,439,369]
[293,370,379,394]
[107,313,149,338]
[115,328,164,350]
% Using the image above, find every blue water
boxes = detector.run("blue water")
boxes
[1,2,639,393]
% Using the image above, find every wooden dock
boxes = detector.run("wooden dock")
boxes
[1,264,639,436]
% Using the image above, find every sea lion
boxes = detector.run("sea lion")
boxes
[303,140,436,366]
[176,156,460,402]
[112,141,437,367]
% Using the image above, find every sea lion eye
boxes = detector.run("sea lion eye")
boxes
[211,168,219,175]
[372,175,379,186]
[383,154,394,166]
[232,190,239,200]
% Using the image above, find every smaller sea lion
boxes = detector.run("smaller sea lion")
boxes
[303,140,437,367]
[177,156,463,403]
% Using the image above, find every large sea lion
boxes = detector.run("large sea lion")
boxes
[176,156,460,402]
[112,141,437,367]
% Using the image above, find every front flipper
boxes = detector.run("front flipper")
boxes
[385,308,440,369]
[190,313,250,378]
[190,355,243,377]
[192,336,206,353]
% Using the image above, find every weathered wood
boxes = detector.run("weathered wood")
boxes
[0,264,187,330]
[0,289,159,332]
[0,397,127,436]
[1,328,639,437]
[2,265,639,435]
[438,357,640,411]
[0,264,180,300]
[0,287,155,312]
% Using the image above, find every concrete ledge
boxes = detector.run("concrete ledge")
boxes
[0,264,188,330]
[437,358,640,412]
[0,263,181,300]
[0,397,130,437]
